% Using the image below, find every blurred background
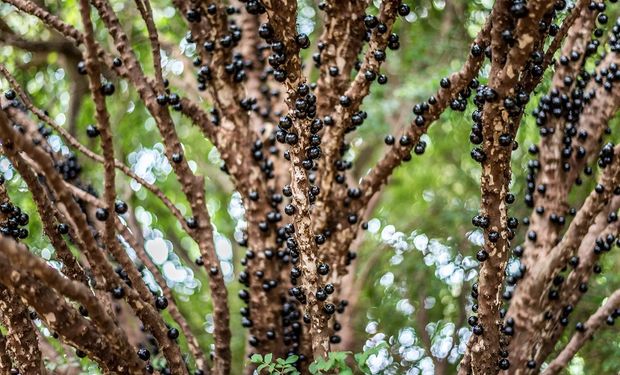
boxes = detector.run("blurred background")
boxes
[2,0,620,373]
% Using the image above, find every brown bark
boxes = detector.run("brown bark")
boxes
[0,285,43,374]
[88,1,232,372]
[533,196,620,369]
[508,156,620,372]
[0,236,142,373]
[0,333,12,374]
[543,288,620,374]
[4,1,620,374]
[464,1,559,372]
[71,184,209,372]
[315,0,399,234]
[258,0,330,358]
[314,0,368,117]
[508,23,620,370]
[520,0,599,272]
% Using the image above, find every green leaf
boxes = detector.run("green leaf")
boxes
[330,351,349,362]
[308,362,320,374]
[354,353,364,366]
[285,355,299,364]
[318,358,334,370]
[257,364,269,373]
[251,354,264,364]
[356,343,388,370]
[264,353,273,364]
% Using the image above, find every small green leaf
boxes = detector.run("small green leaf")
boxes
[264,353,273,364]
[308,362,320,374]
[318,358,334,370]
[330,351,348,362]
[356,343,388,370]
[257,364,268,373]
[251,354,263,364]
[354,353,365,367]
[285,355,299,364]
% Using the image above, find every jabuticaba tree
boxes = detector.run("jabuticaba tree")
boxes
[1,0,620,373]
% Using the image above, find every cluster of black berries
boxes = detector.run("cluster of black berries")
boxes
[37,123,53,139]
[263,24,307,83]
[470,85,523,158]
[136,299,205,374]
[76,61,117,95]
[537,223,620,360]
[138,329,162,372]
[446,76,474,112]
[532,85,589,141]
[55,152,82,181]
[154,79,183,112]
[608,16,620,51]
[331,140,353,183]
[524,15,620,217]
[345,110,368,133]
[280,300,304,359]
[241,0,266,15]
[599,142,615,167]
[467,294,513,369]
[252,138,278,179]
[193,61,212,92]
[114,266,133,290]
[225,51,249,83]
[0,200,29,240]
[605,307,620,325]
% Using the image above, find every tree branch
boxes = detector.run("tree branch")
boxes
[543,288,620,375]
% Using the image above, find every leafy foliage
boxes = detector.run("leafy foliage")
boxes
[250,353,300,375]
[307,344,388,374]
